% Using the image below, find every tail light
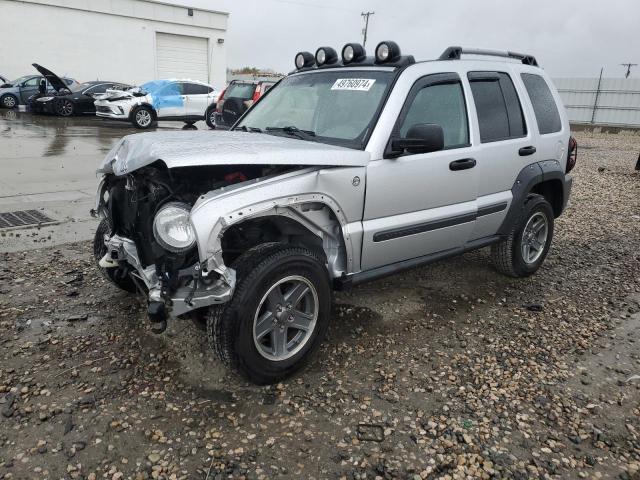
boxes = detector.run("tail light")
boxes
[215,88,226,113]
[566,136,577,173]
[251,85,261,104]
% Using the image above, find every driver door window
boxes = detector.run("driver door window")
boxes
[397,81,469,149]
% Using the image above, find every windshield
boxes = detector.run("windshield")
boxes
[237,70,394,149]
[226,82,256,99]
[72,82,93,92]
[140,80,171,95]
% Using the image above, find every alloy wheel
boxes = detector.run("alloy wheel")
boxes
[521,211,548,264]
[3,96,16,108]
[253,275,319,361]
[136,110,152,127]
[60,100,73,116]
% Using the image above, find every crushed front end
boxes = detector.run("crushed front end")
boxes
[94,164,248,330]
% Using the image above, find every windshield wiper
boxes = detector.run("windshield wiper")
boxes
[265,126,316,141]
[235,125,263,133]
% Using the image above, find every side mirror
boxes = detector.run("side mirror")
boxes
[391,123,444,156]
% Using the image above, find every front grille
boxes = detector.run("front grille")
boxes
[96,106,112,113]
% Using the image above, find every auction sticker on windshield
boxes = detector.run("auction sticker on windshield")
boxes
[331,79,376,91]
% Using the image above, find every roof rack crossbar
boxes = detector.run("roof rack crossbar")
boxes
[439,46,539,67]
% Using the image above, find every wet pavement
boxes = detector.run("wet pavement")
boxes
[0,111,208,252]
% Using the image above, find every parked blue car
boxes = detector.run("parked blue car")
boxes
[0,64,77,109]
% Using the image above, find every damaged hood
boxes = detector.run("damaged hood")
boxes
[98,131,370,176]
[32,63,68,92]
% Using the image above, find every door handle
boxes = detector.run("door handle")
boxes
[449,158,476,171]
[519,146,536,156]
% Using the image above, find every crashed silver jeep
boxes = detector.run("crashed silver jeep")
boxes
[94,42,575,384]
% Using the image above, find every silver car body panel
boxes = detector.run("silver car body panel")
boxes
[96,59,570,318]
[190,166,366,279]
[98,130,371,176]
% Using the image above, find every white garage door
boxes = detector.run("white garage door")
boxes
[156,33,209,83]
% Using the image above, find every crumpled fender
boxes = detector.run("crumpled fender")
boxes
[189,166,366,284]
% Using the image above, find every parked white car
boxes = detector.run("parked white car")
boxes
[94,79,219,129]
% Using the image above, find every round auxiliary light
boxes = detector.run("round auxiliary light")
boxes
[375,41,401,63]
[342,43,366,64]
[295,51,315,70]
[315,47,338,66]
[153,202,196,253]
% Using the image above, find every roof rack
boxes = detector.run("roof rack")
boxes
[439,46,539,67]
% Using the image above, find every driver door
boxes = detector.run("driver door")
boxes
[19,76,43,103]
[361,73,479,271]
[154,82,186,119]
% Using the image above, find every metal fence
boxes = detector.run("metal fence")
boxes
[553,77,640,128]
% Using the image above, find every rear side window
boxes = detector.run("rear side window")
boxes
[521,73,562,134]
[183,83,211,95]
[468,72,526,143]
[399,81,469,148]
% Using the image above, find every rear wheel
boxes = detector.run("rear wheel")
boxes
[491,194,554,277]
[205,105,216,129]
[207,244,331,384]
[93,219,137,293]
[1,94,18,109]
[131,105,155,129]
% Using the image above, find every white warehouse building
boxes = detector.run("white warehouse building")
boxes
[0,0,228,88]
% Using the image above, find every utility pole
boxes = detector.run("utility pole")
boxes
[621,63,637,78]
[361,11,375,48]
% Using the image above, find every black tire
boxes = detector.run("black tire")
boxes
[131,105,155,129]
[205,105,216,129]
[207,243,331,384]
[55,98,74,117]
[93,219,137,293]
[491,194,554,278]
[1,94,18,109]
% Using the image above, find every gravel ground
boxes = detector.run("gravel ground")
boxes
[1,131,639,480]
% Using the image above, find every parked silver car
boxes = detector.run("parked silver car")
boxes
[94,42,576,384]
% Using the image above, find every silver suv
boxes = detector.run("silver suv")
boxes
[93,42,576,384]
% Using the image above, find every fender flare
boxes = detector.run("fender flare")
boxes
[498,160,570,235]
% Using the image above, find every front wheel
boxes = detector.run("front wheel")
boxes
[131,105,155,129]
[207,244,331,384]
[56,99,74,117]
[93,219,137,293]
[491,194,554,277]
[1,94,18,109]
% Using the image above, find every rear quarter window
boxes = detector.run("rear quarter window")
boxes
[521,73,562,134]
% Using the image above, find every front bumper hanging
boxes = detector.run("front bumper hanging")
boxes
[101,234,235,318]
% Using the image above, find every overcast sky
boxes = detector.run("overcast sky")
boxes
[165,0,638,78]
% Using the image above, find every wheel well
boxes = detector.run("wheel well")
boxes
[530,179,563,217]
[130,103,156,120]
[221,216,326,265]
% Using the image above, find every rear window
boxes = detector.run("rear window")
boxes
[468,72,526,143]
[521,73,562,134]
[226,83,256,99]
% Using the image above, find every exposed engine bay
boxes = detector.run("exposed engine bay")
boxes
[95,162,305,323]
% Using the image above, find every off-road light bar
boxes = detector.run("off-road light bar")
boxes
[342,43,366,64]
[375,41,401,63]
[315,47,338,66]
[295,51,315,70]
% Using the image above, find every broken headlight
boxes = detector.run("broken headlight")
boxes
[152,202,196,253]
